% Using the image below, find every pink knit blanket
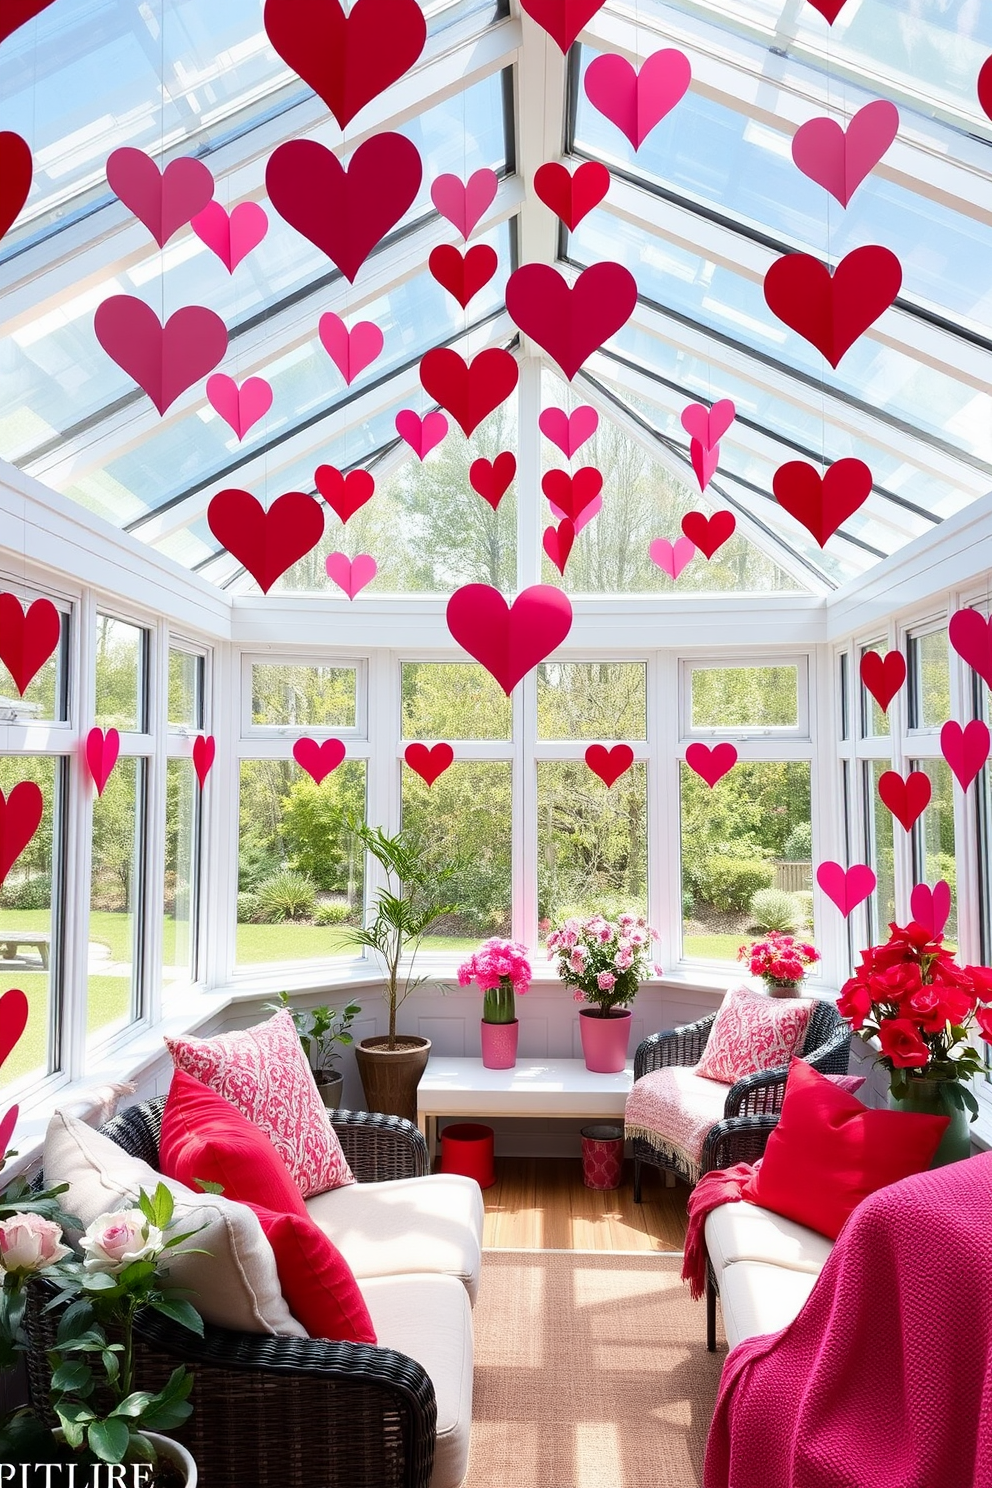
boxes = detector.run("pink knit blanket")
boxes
[704,1151,992,1488]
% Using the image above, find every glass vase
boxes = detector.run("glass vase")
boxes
[761,977,804,998]
[886,1077,972,1166]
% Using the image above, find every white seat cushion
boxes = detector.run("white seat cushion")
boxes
[705,1199,833,1282]
[360,1273,473,1488]
[719,1260,820,1353]
[624,1065,730,1180]
[306,1173,484,1303]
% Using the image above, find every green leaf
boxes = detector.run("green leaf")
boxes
[56,1402,95,1427]
[55,1299,94,1344]
[50,1360,93,1393]
[81,1271,117,1291]
[149,1297,204,1335]
[87,1416,131,1463]
[111,1391,155,1419]
[192,1178,224,1195]
[127,1433,157,1463]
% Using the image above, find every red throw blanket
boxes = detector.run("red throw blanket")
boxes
[681,1162,755,1300]
[704,1151,992,1488]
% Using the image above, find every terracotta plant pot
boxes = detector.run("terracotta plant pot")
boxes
[354,1035,432,1123]
[578,1008,632,1073]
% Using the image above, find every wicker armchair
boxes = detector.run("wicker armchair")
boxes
[25,1100,439,1488]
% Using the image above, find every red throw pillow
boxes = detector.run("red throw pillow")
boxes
[160,1067,308,1218]
[246,1203,376,1345]
[742,1058,949,1240]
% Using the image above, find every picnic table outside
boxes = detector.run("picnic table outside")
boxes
[0,932,50,969]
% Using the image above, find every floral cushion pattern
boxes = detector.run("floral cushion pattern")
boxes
[166,1010,354,1198]
[695,985,814,1084]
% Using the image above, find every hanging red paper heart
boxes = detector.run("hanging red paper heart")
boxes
[428,244,498,309]
[940,719,991,791]
[469,453,516,510]
[542,467,603,523]
[681,510,735,559]
[0,1,57,46]
[431,170,498,240]
[539,406,599,459]
[763,246,902,367]
[949,608,992,690]
[585,744,634,788]
[0,133,32,243]
[909,880,951,938]
[85,727,119,797]
[0,783,42,886]
[543,519,575,575]
[0,593,60,695]
[878,769,931,831]
[549,494,601,534]
[419,347,518,438]
[318,313,383,384]
[207,489,324,593]
[0,1104,17,1160]
[325,552,377,599]
[773,458,872,546]
[859,649,906,712]
[680,399,735,451]
[0,989,28,1069]
[505,261,637,380]
[805,0,850,22]
[106,148,214,248]
[649,536,695,579]
[684,742,738,788]
[293,737,346,784]
[534,161,610,230]
[315,466,375,524]
[815,861,876,917]
[404,742,454,787]
[980,56,992,122]
[190,200,268,271]
[395,410,448,459]
[446,584,573,695]
[263,0,426,129]
[791,101,899,209]
[518,0,606,53]
[584,48,692,150]
[206,375,273,440]
[266,134,422,283]
[690,438,718,492]
[94,298,228,416]
[192,735,216,788]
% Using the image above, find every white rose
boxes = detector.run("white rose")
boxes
[79,1210,164,1274]
[0,1214,71,1275]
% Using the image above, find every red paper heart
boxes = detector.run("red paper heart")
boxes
[94,297,228,415]
[190,199,268,271]
[404,742,454,787]
[428,244,498,309]
[263,0,426,129]
[0,133,32,243]
[940,719,991,791]
[584,48,692,150]
[518,0,606,52]
[0,783,42,886]
[266,134,422,283]
[815,861,876,917]
[690,438,719,492]
[791,101,899,209]
[505,261,637,380]
[805,0,849,21]
[419,347,519,438]
[980,55,992,123]
[585,744,634,788]
[949,608,992,690]
[773,458,872,546]
[85,727,120,796]
[909,880,951,938]
[542,467,603,523]
[764,246,902,368]
[685,742,738,788]
[0,593,60,695]
[533,161,610,230]
[680,510,735,559]
[543,519,575,575]
[106,148,214,248]
[469,453,516,510]
[0,1,57,46]
[0,1104,18,1159]
[207,489,325,593]
[430,170,499,240]
[0,989,29,1070]
[878,769,931,831]
[859,649,906,712]
[315,466,375,524]
[446,584,573,695]
[192,735,216,788]
[293,737,346,784]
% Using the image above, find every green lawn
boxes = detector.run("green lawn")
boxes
[235,921,479,964]
[682,933,742,963]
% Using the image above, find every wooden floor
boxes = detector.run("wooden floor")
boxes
[480,1156,689,1252]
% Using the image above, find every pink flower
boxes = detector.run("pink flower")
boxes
[80,1211,164,1274]
[596,971,616,991]
[569,950,587,973]
[653,963,664,976]
[0,1214,70,1276]
[598,926,611,943]
[615,949,634,970]
[629,929,646,946]
[619,913,635,928]
[573,989,587,1003]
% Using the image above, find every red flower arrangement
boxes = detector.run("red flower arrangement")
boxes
[738,932,820,988]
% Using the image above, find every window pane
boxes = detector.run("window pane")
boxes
[401,664,511,741]
[839,652,850,741]
[690,666,799,730]
[911,758,956,943]
[0,604,67,722]
[909,629,950,730]
[89,755,143,1043]
[164,759,199,987]
[0,756,61,1088]
[237,759,366,967]
[860,642,890,738]
[865,759,896,940]
[538,762,648,936]
[681,760,812,962]
[537,664,646,741]
[95,616,145,732]
[168,650,203,729]
[402,763,512,948]
[250,665,357,729]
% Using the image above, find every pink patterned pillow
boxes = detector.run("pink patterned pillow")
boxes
[695,985,813,1084]
[165,1011,354,1198]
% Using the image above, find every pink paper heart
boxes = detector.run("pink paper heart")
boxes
[106,148,214,247]
[192,735,216,788]
[690,438,719,491]
[293,737,346,784]
[206,374,273,440]
[909,880,951,938]
[430,168,498,240]
[940,719,991,791]
[792,100,899,209]
[649,535,696,579]
[549,491,602,534]
[318,313,384,385]
[325,552,377,599]
[85,727,120,796]
[395,409,448,460]
[815,861,876,917]
[684,741,737,787]
[0,1103,18,1162]
[680,398,735,451]
[0,988,28,1070]
[94,297,228,416]
[584,48,692,150]
[190,199,269,271]
[539,405,599,459]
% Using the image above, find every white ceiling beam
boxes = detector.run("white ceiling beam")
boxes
[512,5,568,278]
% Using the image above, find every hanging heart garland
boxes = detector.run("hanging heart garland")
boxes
[469,453,516,510]
[539,406,599,459]
[681,400,735,451]
[0,132,32,243]
[791,101,899,209]
[446,584,573,695]
[877,769,931,831]
[0,783,43,886]
[318,313,384,384]
[431,170,498,239]
[684,742,738,788]
[0,593,60,695]
[541,467,603,524]
[315,467,375,524]
[191,200,268,271]
[94,298,228,416]
[404,743,455,787]
[395,409,448,460]
[0,988,28,1071]
[681,510,735,559]
[909,880,951,938]
[505,261,637,380]
[428,244,499,309]
[293,738,346,784]
[517,0,607,54]
[106,148,214,247]
[419,348,519,438]
[533,162,610,231]
[859,650,906,713]
[543,519,575,575]
[325,553,377,599]
[940,719,991,791]
[192,735,216,788]
[0,1,58,47]
[815,861,876,917]
[949,608,992,690]
[206,375,273,440]
[649,536,696,580]
[585,744,634,787]
[85,728,120,797]
[206,489,325,593]
[584,48,692,150]
[763,246,902,367]
[773,458,872,546]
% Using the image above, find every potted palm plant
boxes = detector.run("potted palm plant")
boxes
[265,991,361,1108]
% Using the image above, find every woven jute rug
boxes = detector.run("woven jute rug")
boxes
[464,1249,727,1488]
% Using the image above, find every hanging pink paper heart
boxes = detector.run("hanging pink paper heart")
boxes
[859,650,906,712]
[206,374,273,440]
[430,169,498,240]
[0,593,60,695]
[85,727,120,797]
[325,552,377,599]
[584,48,692,150]
[506,261,637,380]
[315,467,375,524]
[446,584,573,695]
[0,1,58,47]
[404,742,454,787]
[0,784,43,886]
[94,297,228,416]
[585,744,634,787]
[940,719,991,791]
[949,608,992,690]
[191,199,268,270]
[550,492,601,534]
[106,148,214,247]
[878,769,931,831]
[685,742,738,788]
[192,735,216,788]
[395,409,448,460]
[543,519,575,575]
[910,880,951,938]
[0,1103,18,1160]
[681,510,735,559]
[649,536,696,579]
[293,737,346,784]
[318,313,384,385]
[680,399,735,451]
[539,405,599,459]
[470,453,516,510]
[792,101,899,209]
[690,438,719,492]
[207,489,325,593]
[0,132,32,244]
[815,861,876,917]
[0,989,28,1070]
[764,246,902,368]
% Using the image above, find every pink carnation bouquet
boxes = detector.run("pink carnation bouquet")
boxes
[458,938,532,1024]
[739,932,820,990]
[547,913,660,1015]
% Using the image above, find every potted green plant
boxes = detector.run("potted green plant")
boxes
[265,991,362,1109]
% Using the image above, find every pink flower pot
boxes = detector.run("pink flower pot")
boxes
[481,1018,519,1069]
[579,1008,632,1073]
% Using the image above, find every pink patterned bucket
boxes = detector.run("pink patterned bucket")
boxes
[480,1018,519,1069]
[580,1124,624,1190]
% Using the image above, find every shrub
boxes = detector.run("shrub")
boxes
[749,887,799,933]
[696,856,775,912]
[1,873,52,911]
[682,887,696,919]
[793,890,814,928]
[314,899,353,926]
[782,822,813,860]
[254,871,317,923]
[237,891,259,923]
